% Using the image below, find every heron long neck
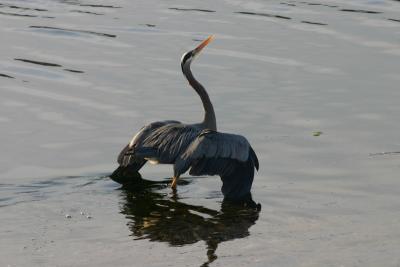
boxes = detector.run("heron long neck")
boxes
[183,62,217,131]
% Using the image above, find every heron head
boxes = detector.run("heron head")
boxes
[181,35,214,70]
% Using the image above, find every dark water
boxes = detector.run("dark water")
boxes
[1,174,258,266]
[119,179,259,267]
[1,0,400,266]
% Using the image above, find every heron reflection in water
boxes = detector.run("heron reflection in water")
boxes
[118,177,259,267]
[111,36,259,207]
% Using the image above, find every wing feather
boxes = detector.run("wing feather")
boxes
[139,123,201,163]
[118,120,180,166]
[174,130,259,200]
[174,130,259,176]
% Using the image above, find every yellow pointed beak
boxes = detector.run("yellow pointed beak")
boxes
[193,35,214,56]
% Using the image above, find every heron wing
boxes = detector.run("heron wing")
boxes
[139,123,201,163]
[118,120,180,166]
[175,129,259,176]
[174,129,259,200]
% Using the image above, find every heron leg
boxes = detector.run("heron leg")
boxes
[171,175,180,190]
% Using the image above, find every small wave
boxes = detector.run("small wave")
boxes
[0,11,37,17]
[0,73,15,79]
[299,2,338,7]
[0,174,109,208]
[388,18,400,23]
[15,58,62,67]
[70,10,104,15]
[369,151,400,156]
[280,2,296,7]
[79,4,121,8]
[340,9,382,14]
[139,23,156,27]
[0,3,48,11]
[169,7,216,13]
[235,11,291,20]
[64,68,84,73]
[301,20,328,26]
[29,25,116,38]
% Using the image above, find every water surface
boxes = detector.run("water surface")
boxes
[1,0,400,266]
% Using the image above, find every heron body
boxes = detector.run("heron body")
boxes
[111,36,259,205]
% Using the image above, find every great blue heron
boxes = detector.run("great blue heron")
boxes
[111,36,259,205]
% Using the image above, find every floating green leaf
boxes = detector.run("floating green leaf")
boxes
[313,131,323,137]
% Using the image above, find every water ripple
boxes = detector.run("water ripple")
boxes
[235,11,291,20]
[0,11,37,17]
[15,58,62,67]
[0,174,108,208]
[0,73,14,79]
[340,9,382,14]
[300,1,338,8]
[70,9,104,15]
[78,4,121,8]
[301,20,328,25]
[388,18,400,22]
[0,3,47,11]
[168,7,216,13]
[29,25,116,38]
[13,58,84,75]
[63,68,84,73]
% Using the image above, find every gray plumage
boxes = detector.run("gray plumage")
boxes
[111,36,259,202]
[119,121,202,166]
[174,129,259,177]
